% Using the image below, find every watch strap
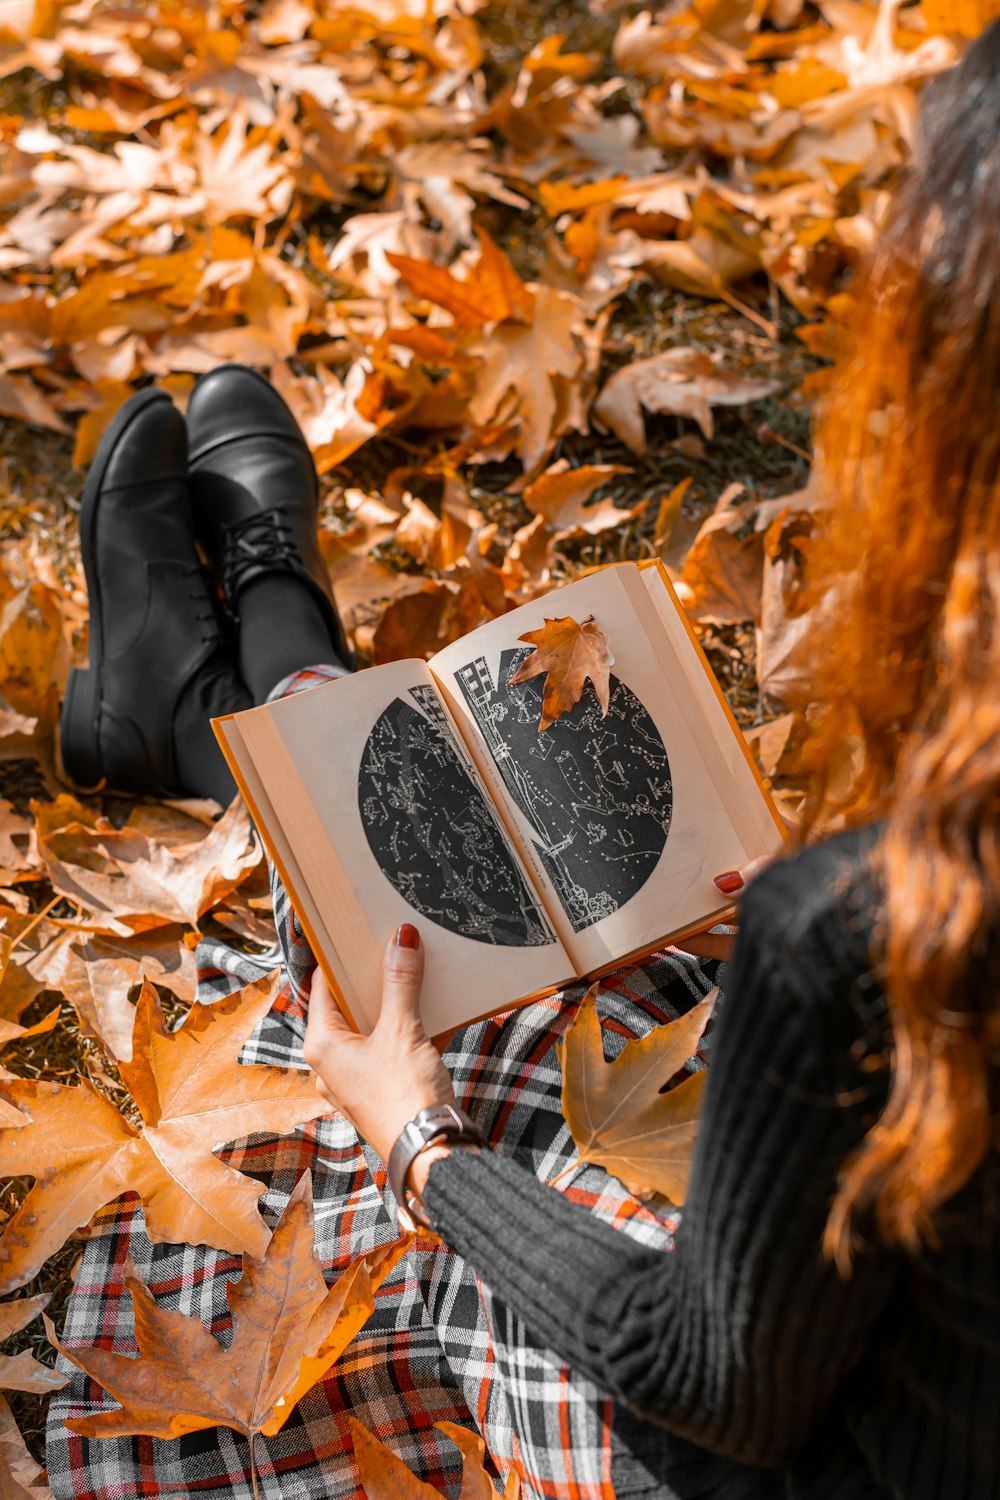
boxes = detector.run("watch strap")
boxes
[387,1105,485,1229]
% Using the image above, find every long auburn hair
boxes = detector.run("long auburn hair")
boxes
[798,22,1000,1266]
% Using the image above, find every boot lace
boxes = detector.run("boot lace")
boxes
[186,564,227,648]
[220,509,298,604]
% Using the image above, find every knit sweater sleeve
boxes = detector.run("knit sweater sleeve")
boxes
[423,846,898,1468]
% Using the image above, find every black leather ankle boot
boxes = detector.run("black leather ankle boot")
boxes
[61,388,237,797]
[185,364,352,666]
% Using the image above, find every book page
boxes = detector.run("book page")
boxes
[430,564,782,975]
[638,560,783,861]
[217,661,572,1036]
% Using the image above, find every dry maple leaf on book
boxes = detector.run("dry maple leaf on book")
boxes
[0,972,327,1294]
[508,613,615,732]
[213,562,783,1042]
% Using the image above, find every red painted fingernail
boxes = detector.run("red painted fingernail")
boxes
[714,871,744,894]
[395,923,420,948]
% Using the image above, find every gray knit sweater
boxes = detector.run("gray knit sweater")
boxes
[425,828,999,1499]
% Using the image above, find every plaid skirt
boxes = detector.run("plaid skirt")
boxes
[46,666,725,1500]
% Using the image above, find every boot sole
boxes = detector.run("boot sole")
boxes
[61,386,173,790]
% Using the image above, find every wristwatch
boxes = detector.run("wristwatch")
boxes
[387,1104,485,1232]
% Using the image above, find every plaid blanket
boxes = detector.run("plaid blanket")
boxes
[46,665,725,1500]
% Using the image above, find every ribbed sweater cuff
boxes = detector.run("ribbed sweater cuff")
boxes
[423,1147,649,1383]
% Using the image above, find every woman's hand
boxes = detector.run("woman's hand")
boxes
[302,924,456,1164]
[674,855,774,963]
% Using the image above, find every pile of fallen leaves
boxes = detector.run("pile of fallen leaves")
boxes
[3,0,990,670]
[1,0,998,1488]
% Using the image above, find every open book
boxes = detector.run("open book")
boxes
[214,561,784,1036]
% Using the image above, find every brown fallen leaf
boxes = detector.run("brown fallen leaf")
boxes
[271,361,391,477]
[755,497,831,708]
[652,476,694,562]
[0,698,42,766]
[0,579,67,759]
[0,899,60,1025]
[388,232,595,472]
[0,971,327,1293]
[350,1415,519,1500]
[0,1005,59,1053]
[320,537,426,653]
[212,891,277,948]
[0,804,34,886]
[640,231,760,305]
[32,794,260,933]
[391,482,485,574]
[922,0,1000,38]
[593,348,782,453]
[466,284,593,472]
[679,484,765,625]
[52,1174,409,1442]
[744,712,805,782]
[371,577,485,666]
[0,1293,66,1500]
[123,799,222,844]
[522,463,639,536]
[558,985,714,1204]
[27,925,197,1061]
[503,516,553,601]
[0,1393,56,1500]
[509,614,614,733]
[0,1097,27,1133]
[0,576,67,702]
[0,374,69,436]
[461,524,511,620]
[756,566,826,709]
[71,381,135,469]
[388,227,534,330]
[0,1294,67,1395]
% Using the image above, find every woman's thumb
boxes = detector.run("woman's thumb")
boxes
[381,923,425,1023]
[303,965,350,1071]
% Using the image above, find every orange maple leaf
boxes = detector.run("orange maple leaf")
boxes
[558,985,715,1205]
[509,613,614,732]
[0,972,327,1293]
[387,228,534,329]
[52,1174,409,1441]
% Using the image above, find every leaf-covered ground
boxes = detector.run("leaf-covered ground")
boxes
[0,0,992,1473]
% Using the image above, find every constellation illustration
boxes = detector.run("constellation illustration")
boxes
[358,684,555,947]
[454,648,673,932]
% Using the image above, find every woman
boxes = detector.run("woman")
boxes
[50,24,998,1500]
[297,22,1000,1496]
